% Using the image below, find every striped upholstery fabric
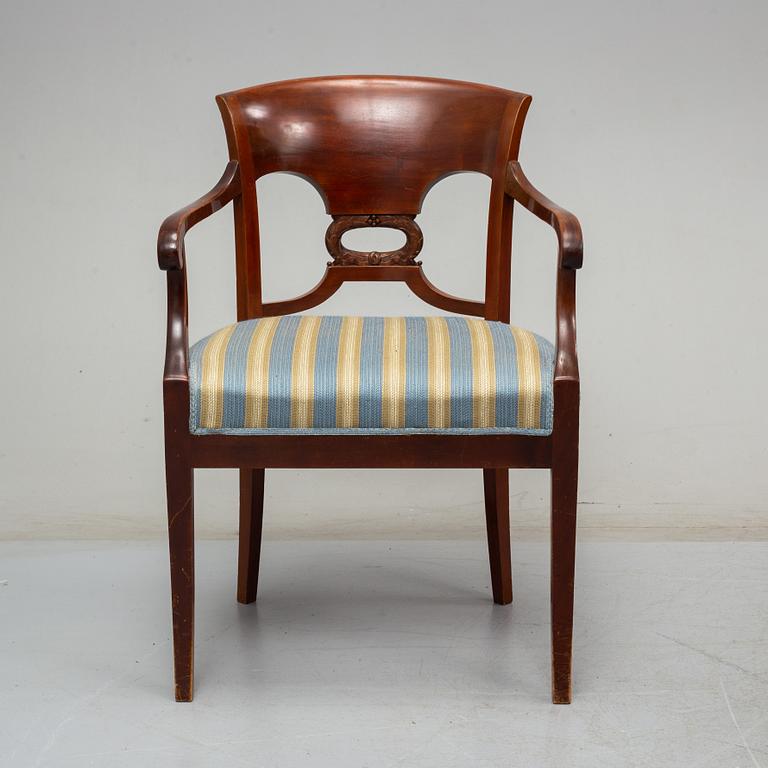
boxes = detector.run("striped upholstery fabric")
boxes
[189,316,554,435]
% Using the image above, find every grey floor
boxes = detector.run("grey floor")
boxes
[1,539,766,768]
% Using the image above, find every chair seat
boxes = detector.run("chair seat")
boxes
[189,316,554,435]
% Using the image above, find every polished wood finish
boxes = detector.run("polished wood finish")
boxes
[237,468,265,604]
[215,76,530,322]
[158,161,240,271]
[325,214,423,266]
[190,431,551,469]
[216,76,529,216]
[483,468,512,604]
[262,264,485,318]
[551,380,579,703]
[159,75,582,703]
[163,376,194,702]
[506,161,583,270]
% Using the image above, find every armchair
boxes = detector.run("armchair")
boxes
[158,76,582,703]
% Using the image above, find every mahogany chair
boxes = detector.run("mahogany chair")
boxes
[158,76,582,703]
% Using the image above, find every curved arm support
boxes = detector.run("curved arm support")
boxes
[164,267,189,383]
[505,161,582,382]
[505,161,582,270]
[554,268,579,382]
[159,162,240,391]
[158,161,240,270]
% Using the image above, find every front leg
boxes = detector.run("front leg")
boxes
[550,379,579,703]
[164,380,195,702]
[165,450,194,701]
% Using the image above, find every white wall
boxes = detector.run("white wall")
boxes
[1,0,766,539]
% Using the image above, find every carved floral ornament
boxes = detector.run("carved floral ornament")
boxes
[325,214,424,266]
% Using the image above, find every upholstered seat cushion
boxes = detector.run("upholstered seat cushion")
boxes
[189,316,554,435]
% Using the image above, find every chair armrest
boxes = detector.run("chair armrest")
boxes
[158,161,240,270]
[505,161,583,270]
[505,161,582,383]
[159,161,239,386]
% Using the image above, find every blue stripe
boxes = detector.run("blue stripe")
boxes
[446,317,473,428]
[188,331,208,430]
[313,316,342,428]
[404,317,428,427]
[488,322,518,428]
[534,332,555,432]
[221,320,257,428]
[266,316,301,428]
[358,317,384,427]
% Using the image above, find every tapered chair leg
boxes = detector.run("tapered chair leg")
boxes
[550,381,579,704]
[165,457,195,702]
[237,468,265,604]
[483,468,512,605]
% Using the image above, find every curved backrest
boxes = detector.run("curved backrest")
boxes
[216,76,532,322]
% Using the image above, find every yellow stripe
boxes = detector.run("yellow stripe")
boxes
[244,316,281,428]
[290,316,322,428]
[468,319,496,427]
[511,327,541,429]
[382,317,406,427]
[199,324,236,429]
[336,316,362,427]
[426,317,451,428]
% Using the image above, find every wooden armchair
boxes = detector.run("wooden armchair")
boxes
[158,76,582,703]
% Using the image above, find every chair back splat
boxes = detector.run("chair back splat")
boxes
[215,76,532,322]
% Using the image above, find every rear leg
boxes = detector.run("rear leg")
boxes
[483,468,512,605]
[237,468,265,604]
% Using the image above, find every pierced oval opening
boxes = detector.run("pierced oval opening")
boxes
[341,227,407,253]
